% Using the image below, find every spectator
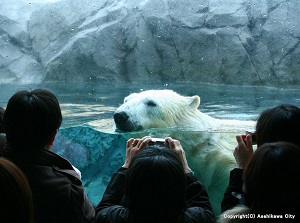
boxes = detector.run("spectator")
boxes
[0,157,34,223]
[221,104,300,212]
[96,136,214,223]
[218,142,300,222]
[1,89,95,223]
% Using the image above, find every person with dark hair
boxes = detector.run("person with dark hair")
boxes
[255,104,300,147]
[221,104,300,213]
[95,136,214,223]
[218,142,300,222]
[1,89,95,223]
[0,157,34,223]
[0,107,6,152]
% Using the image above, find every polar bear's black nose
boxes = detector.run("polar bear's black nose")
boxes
[114,111,129,124]
[114,111,142,132]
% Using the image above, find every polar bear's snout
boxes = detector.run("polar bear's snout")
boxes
[114,111,142,132]
[114,111,129,124]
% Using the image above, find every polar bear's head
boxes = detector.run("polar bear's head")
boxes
[114,90,202,132]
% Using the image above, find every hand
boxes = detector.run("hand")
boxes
[166,137,192,173]
[122,136,152,168]
[233,134,254,169]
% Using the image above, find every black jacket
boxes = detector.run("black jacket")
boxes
[1,145,95,223]
[221,168,244,213]
[95,167,215,223]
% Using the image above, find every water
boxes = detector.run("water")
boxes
[1,81,299,130]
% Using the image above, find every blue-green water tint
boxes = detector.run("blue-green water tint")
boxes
[1,81,300,207]
[52,126,127,205]
[1,81,299,128]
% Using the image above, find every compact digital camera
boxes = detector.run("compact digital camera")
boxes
[245,130,257,145]
[148,138,169,147]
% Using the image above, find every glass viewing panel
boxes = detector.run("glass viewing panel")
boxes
[1,0,299,212]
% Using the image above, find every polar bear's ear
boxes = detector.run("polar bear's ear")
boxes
[188,95,200,109]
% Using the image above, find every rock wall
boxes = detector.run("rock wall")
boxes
[1,0,300,86]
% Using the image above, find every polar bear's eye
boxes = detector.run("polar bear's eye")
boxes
[146,100,157,107]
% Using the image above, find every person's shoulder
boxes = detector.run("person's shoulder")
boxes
[3,147,81,182]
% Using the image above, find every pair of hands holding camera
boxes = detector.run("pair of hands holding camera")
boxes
[122,136,192,173]
[234,134,254,169]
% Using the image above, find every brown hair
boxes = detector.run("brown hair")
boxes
[0,157,34,223]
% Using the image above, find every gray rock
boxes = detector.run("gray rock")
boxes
[1,0,300,87]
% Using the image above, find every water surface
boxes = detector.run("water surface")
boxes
[1,81,299,131]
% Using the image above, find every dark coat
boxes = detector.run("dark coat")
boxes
[221,168,244,213]
[95,167,215,223]
[1,145,95,223]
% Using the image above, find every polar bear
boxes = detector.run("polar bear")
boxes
[114,90,255,215]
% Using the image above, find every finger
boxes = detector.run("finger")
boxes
[167,139,175,149]
[168,139,181,151]
[233,146,238,155]
[173,139,180,146]
[141,136,151,140]
[127,138,135,147]
[139,138,152,149]
[234,146,241,158]
[135,136,150,148]
[246,134,254,151]
[236,135,244,144]
[131,139,140,147]
[165,137,172,143]
[241,135,247,144]
[134,136,150,147]
[165,137,173,148]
